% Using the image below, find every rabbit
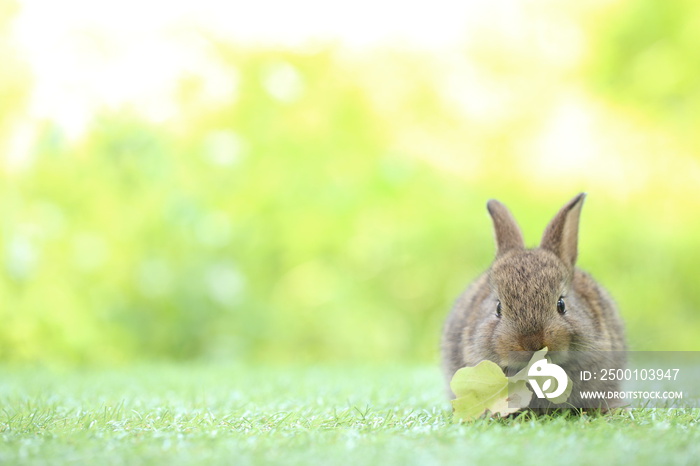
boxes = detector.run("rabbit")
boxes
[441,193,626,411]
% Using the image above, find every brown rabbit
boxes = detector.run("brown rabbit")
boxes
[441,193,626,411]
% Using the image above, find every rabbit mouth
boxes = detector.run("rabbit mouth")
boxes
[501,358,530,375]
[501,350,572,375]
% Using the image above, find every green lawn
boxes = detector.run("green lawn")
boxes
[1,364,698,465]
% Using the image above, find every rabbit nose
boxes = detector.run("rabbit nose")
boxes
[518,332,546,352]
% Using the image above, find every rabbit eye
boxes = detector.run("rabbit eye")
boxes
[496,301,502,318]
[557,297,566,315]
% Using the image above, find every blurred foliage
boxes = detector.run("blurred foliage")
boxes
[590,0,700,142]
[1,47,487,365]
[1,0,700,366]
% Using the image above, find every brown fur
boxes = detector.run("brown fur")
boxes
[441,193,627,411]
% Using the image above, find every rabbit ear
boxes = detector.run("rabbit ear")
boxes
[540,193,586,269]
[487,199,525,256]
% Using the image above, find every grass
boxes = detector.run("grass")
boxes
[1,364,699,465]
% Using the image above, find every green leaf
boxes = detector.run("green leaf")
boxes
[451,348,552,422]
[506,378,534,410]
[450,359,533,422]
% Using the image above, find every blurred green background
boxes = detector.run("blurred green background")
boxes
[1,0,699,367]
